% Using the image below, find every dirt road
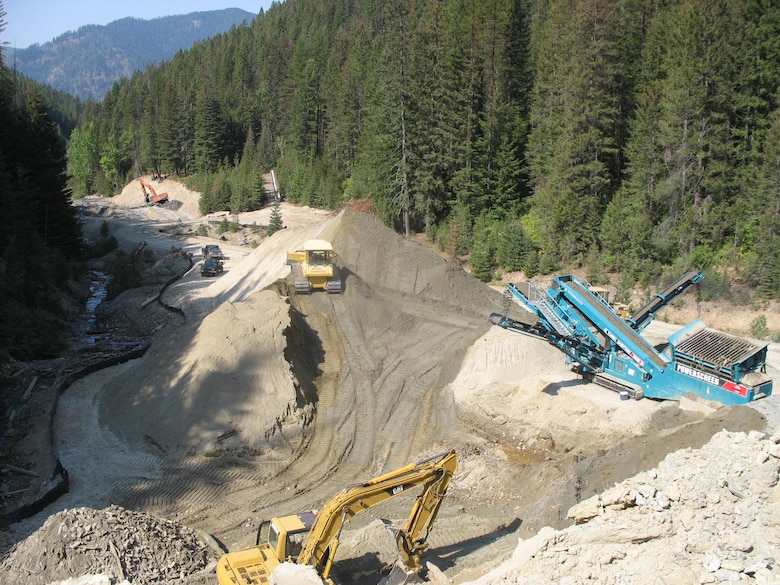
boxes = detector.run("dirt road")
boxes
[3,182,779,585]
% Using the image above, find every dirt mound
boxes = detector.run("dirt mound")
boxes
[331,210,500,314]
[98,208,502,462]
[112,176,202,219]
[98,290,310,456]
[5,200,780,585]
[0,505,216,585]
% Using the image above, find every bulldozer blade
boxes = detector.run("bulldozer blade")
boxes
[378,563,425,585]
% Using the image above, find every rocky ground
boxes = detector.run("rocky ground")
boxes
[1,176,779,585]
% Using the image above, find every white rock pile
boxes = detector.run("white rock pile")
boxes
[474,429,780,585]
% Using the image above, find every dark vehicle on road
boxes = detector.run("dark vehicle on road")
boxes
[201,258,224,277]
[202,244,224,260]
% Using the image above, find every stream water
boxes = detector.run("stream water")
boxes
[76,271,110,345]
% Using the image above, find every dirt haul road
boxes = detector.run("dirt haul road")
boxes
[2,179,779,585]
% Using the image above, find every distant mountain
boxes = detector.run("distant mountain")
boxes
[11,9,256,101]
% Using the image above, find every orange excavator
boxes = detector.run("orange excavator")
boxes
[138,178,168,205]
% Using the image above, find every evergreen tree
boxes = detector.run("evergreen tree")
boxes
[19,89,81,255]
[267,200,284,236]
[611,0,777,274]
[0,23,82,359]
[470,215,495,282]
[752,106,780,298]
[192,93,226,174]
[497,219,530,272]
[158,81,182,174]
[384,0,415,236]
[526,0,632,265]
[37,0,780,289]
[288,56,321,157]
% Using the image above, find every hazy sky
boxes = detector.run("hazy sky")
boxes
[3,1,277,48]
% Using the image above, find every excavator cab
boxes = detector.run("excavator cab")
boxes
[256,511,318,561]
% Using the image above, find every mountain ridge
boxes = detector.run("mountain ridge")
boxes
[11,8,256,101]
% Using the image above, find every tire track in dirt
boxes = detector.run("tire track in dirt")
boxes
[171,288,386,548]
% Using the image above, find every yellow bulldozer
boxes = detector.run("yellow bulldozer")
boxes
[216,449,457,585]
[286,239,342,294]
[589,286,631,319]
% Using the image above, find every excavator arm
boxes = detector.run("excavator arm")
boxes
[137,178,168,205]
[297,449,457,580]
[394,452,456,570]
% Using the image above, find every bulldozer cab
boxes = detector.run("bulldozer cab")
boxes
[589,286,631,319]
[308,249,330,265]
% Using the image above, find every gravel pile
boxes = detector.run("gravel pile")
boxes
[0,505,217,585]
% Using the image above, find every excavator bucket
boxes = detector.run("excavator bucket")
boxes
[379,562,426,585]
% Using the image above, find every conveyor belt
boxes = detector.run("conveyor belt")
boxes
[630,271,701,328]
[674,327,764,367]
[566,278,667,370]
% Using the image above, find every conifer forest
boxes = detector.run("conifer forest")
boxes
[3,0,780,362]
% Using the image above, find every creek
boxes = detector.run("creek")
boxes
[74,270,110,345]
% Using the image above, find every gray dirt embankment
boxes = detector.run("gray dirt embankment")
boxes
[98,290,308,457]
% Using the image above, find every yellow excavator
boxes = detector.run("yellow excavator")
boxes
[286,239,342,294]
[216,449,457,585]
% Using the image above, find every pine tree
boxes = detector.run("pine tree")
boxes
[526,0,632,265]
[469,215,495,283]
[267,201,284,236]
[497,220,530,272]
[20,89,81,255]
[192,93,225,174]
[158,82,181,175]
[752,107,780,298]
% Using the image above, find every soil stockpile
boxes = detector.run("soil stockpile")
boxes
[97,290,310,456]
[96,207,502,463]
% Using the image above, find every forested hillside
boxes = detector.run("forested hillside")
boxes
[12,9,257,101]
[69,0,780,296]
[0,2,83,360]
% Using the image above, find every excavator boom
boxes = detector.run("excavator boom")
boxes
[299,450,457,577]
